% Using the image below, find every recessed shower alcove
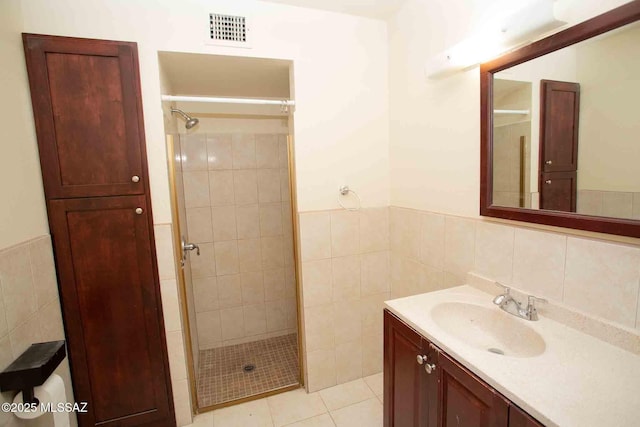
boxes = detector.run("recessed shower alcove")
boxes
[158,52,301,411]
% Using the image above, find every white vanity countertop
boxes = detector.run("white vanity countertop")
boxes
[384,286,640,427]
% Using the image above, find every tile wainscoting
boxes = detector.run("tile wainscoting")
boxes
[389,206,640,330]
[6,213,633,424]
[298,208,390,392]
[300,205,640,392]
[0,236,76,427]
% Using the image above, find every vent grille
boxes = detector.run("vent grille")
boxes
[210,13,247,43]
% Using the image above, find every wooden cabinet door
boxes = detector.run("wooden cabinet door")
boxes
[436,351,509,427]
[23,34,146,199]
[384,310,436,427]
[540,80,580,173]
[540,171,577,212]
[48,196,174,427]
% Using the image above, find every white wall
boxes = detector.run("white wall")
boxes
[16,0,390,217]
[554,0,633,25]
[577,25,640,192]
[388,0,633,217]
[0,0,49,250]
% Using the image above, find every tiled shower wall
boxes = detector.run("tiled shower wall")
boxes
[298,208,390,392]
[0,236,77,427]
[176,133,297,350]
[389,206,640,331]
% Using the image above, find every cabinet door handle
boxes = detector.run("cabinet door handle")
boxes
[425,363,436,374]
[135,208,143,215]
[545,180,552,185]
[545,160,553,165]
[132,175,140,183]
[416,355,427,365]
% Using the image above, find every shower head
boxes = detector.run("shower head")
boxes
[170,108,199,129]
[184,116,199,129]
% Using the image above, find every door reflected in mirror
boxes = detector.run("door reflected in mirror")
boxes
[491,20,640,221]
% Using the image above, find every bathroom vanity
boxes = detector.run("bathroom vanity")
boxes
[383,285,640,427]
[384,309,541,427]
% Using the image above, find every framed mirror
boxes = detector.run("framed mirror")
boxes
[481,0,640,238]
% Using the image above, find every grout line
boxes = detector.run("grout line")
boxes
[470,219,477,281]
[26,240,39,305]
[279,411,333,427]
[317,389,331,411]
[264,391,276,427]
[509,227,516,286]
[633,276,640,329]
[363,382,379,399]
[324,399,339,427]
[443,216,450,277]
[561,236,569,302]
[418,212,425,266]
[0,259,11,341]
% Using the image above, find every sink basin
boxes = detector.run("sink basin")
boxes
[430,302,546,358]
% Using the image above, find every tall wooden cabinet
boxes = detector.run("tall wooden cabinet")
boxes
[539,80,580,212]
[384,310,544,427]
[23,34,175,427]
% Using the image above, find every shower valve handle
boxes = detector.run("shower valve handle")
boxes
[181,237,200,259]
[184,242,200,256]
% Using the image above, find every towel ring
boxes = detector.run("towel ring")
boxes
[338,186,361,211]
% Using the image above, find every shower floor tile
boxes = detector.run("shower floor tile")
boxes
[197,333,299,408]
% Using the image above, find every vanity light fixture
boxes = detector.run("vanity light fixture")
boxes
[425,0,566,79]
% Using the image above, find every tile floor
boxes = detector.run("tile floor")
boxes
[198,333,299,407]
[187,373,384,427]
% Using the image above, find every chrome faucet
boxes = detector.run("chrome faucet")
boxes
[493,283,547,321]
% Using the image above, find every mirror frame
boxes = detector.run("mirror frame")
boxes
[480,0,640,238]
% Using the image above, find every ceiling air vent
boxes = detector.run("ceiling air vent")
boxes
[207,13,251,48]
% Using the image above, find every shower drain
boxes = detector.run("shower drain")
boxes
[243,363,256,372]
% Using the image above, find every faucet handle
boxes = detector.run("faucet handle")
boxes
[492,282,511,306]
[525,295,547,320]
[495,282,510,293]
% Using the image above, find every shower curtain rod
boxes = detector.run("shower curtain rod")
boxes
[494,109,530,115]
[161,95,295,106]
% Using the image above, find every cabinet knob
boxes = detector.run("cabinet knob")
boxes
[545,160,553,165]
[425,363,436,374]
[132,175,140,183]
[135,208,143,215]
[416,355,427,365]
[545,180,552,184]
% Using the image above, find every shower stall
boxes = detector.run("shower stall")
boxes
[159,52,301,411]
